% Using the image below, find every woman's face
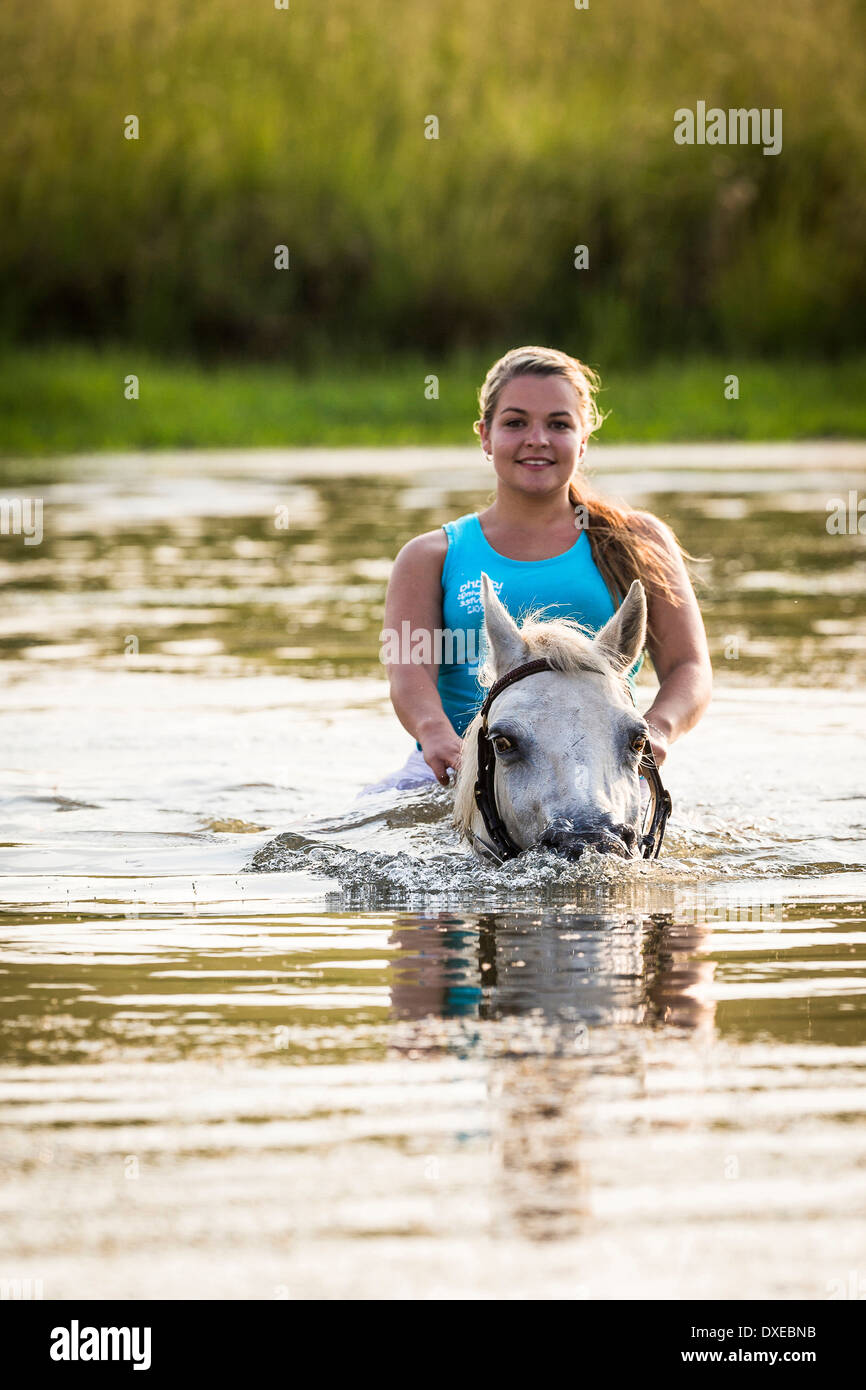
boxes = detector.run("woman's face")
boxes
[479,374,587,497]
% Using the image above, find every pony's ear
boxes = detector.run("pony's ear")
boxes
[481,572,527,676]
[592,579,647,675]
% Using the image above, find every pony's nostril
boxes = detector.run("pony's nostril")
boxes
[542,835,589,861]
[540,820,581,849]
[615,824,638,852]
[597,834,631,858]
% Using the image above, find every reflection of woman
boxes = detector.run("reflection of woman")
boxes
[367,345,712,793]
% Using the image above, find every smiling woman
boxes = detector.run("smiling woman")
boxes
[364,344,713,797]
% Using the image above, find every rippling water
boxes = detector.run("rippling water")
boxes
[1,444,865,1298]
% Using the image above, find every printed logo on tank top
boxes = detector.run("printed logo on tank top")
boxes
[456,576,504,614]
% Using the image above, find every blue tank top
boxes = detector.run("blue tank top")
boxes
[423,511,644,742]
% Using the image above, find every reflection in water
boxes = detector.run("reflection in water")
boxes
[388,910,716,1240]
[388,912,716,1031]
[0,884,864,1295]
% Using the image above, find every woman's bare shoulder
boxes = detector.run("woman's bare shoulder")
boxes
[392,528,449,571]
[386,530,448,621]
[627,508,679,551]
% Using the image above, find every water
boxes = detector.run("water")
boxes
[1,444,865,1299]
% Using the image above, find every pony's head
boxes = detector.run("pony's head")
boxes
[453,573,650,860]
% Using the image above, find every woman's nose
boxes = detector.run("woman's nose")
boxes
[525,425,550,445]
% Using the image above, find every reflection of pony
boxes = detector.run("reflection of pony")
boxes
[387,908,716,1245]
[454,573,653,861]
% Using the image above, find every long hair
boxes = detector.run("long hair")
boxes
[473,346,695,644]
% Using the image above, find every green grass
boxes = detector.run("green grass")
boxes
[1,345,864,468]
[1,1,864,362]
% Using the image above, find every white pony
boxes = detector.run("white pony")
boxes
[453,573,653,861]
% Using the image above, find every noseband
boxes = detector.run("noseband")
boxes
[471,658,672,865]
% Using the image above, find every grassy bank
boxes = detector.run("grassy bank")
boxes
[0,347,864,465]
[1,1,864,362]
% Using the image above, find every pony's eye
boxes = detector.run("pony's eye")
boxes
[493,735,516,754]
[630,733,647,755]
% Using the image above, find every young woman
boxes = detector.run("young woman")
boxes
[363,345,712,794]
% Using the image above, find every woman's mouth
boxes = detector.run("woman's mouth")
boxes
[517,458,554,470]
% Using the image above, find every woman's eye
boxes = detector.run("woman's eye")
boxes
[501,419,570,429]
[493,735,515,754]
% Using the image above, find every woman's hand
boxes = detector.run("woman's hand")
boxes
[419,725,463,785]
[646,726,669,768]
[643,714,670,768]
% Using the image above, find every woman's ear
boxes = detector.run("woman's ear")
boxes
[477,419,491,459]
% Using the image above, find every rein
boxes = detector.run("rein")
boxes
[470,658,672,865]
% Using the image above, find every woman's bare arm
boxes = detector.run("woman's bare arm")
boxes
[382,530,462,784]
[632,512,713,766]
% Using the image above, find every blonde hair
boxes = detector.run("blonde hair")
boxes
[473,345,692,641]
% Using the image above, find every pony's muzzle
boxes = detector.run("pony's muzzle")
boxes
[539,818,635,860]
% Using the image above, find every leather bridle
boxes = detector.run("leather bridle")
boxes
[470,658,672,865]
